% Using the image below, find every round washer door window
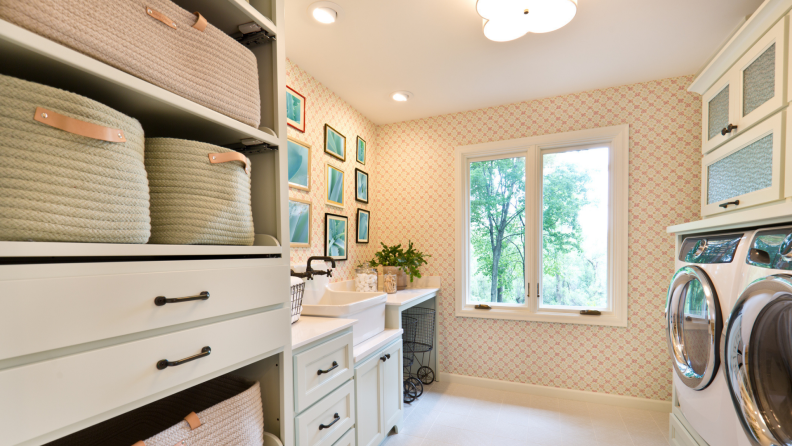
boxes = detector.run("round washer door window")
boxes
[666,266,722,390]
[724,274,792,446]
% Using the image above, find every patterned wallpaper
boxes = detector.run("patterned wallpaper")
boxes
[286,60,378,278]
[287,58,701,401]
[373,76,701,401]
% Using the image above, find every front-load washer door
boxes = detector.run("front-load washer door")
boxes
[666,265,723,390]
[723,274,792,446]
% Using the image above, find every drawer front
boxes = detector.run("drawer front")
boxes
[669,413,706,446]
[333,428,356,446]
[295,333,354,413]
[0,308,289,446]
[701,110,784,216]
[0,260,288,361]
[296,380,355,446]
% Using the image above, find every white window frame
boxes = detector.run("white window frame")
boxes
[455,125,629,327]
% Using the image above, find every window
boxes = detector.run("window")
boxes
[455,125,628,326]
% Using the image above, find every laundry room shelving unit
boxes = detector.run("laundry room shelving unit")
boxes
[0,0,295,445]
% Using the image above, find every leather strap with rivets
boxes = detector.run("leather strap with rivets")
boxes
[192,12,207,32]
[33,107,126,143]
[208,152,251,175]
[146,6,177,29]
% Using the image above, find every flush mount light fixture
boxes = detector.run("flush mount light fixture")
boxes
[477,0,577,42]
[308,1,343,24]
[392,91,413,102]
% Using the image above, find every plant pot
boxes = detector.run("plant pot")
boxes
[383,266,408,290]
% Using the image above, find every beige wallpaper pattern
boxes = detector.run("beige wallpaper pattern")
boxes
[372,76,701,401]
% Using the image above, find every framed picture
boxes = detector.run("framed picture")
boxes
[325,164,345,208]
[324,124,346,161]
[325,213,348,260]
[356,136,366,165]
[288,198,311,248]
[357,209,370,244]
[286,86,306,132]
[287,137,311,191]
[355,168,368,203]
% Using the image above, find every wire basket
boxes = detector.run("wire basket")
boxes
[402,307,435,354]
[291,279,305,324]
[402,316,418,369]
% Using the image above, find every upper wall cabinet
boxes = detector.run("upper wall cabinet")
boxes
[702,17,788,154]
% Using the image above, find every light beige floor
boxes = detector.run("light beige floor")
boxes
[383,381,670,446]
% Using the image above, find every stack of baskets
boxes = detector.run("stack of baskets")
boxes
[0,74,256,246]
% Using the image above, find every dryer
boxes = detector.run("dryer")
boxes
[723,226,792,446]
[667,231,752,446]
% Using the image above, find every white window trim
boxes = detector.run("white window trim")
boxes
[454,125,629,327]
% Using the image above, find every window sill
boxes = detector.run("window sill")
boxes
[456,305,628,327]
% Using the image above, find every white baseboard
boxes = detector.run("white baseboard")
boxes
[438,372,672,413]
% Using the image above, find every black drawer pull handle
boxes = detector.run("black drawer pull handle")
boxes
[157,346,211,370]
[721,124,738,135]
[319,413,340,430]
[155,291,210,306]
[719,200,740,209]
[317,361,338,375]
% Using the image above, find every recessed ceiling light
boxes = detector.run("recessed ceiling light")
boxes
[308,2,343,24]
[392,91,412,102]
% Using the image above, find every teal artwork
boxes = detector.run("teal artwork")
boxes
[355,168,368,203]
[326,164,344,207]
[325,214,348,260]
[357,137,366,164]
[287,139,310,190]
[324,124,346,161]
[289,200,311,247]
[357,209,370,243]
[286,86,305,132]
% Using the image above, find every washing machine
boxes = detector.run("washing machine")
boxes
[666,231,753,446]
[723,226,792,446]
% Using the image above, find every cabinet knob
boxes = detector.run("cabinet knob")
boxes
[721,124,738,135]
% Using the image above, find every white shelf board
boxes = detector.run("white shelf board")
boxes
[175,0,277,36]
[667,200,792,234]
[0,20,279,148]
[0,241,283,258]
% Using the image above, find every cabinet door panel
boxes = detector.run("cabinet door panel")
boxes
[702,110,784,216]
[702,75,736,154]
[382,341,403,430]
[354,354,384,446]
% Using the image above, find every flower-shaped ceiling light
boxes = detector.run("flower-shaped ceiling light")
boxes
[477,0,578,42]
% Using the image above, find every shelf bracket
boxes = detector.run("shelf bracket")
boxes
[235,22,276,47]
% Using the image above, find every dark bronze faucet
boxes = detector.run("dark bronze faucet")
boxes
[291,256,336,280]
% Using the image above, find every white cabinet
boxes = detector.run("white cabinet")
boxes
[701,16,788,154]
[382,341,404,430]
[333,428,357,446]
[701,110,785,216]
[295,380,356,446]
[354,339,403,446]
[355,351,385,446]
[294,333,354,413]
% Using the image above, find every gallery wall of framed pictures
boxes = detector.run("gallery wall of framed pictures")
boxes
[285,66,377,274]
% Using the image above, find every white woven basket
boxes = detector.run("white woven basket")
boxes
[145,138,254,245]
[0,74,150,243]
[0,0,261,127]
[137,381,264,446]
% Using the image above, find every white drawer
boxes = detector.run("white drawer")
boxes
[0,259,288,360]
[333,428,356,446]
[296,380,355,446]
[0,308,289,446]
[294,333,354,413]
[670,413,705,446]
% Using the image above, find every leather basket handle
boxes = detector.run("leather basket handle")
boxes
[209,152,251,175]
[34,107,126,143]
[146,6,176,29]
[193,12,207,32]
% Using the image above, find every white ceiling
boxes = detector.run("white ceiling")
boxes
[285,0,764,125]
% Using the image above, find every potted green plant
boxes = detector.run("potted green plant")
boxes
[369,241,430,290]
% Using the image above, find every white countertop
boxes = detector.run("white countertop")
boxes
[386,288,439,307]
[291,316,357,350]
[353,329,404,363]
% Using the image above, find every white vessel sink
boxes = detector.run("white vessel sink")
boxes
[301,280,387,346]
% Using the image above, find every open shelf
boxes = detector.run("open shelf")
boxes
[0,20,279,148]
[0,240,283,258]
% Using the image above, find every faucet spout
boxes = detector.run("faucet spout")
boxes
[307,256,336,269]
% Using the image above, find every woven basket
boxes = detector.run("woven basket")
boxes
[145,138,254,245]
[0,74,150,243]
[0,0,261,127]
[45,376,263,446]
